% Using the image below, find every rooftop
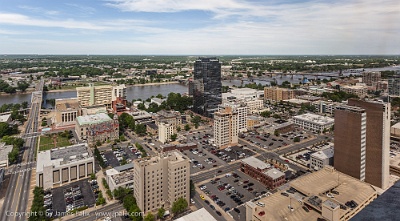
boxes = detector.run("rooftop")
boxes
[0,143,13,163]
[110,170,134,185]
[55,98,80,111]
[36,143,93,173]
[283,99,310,104]
[242,156,270,170]
[76,113,112,126]
[114,163,134,172]
[264,168,285,180]
[311,146,334,160]
[252,167,377,221]
[391,122,400,130]
[0,114,11,123]
[351,181,400,221]
[293,113,334,125]
[174,208,217,221]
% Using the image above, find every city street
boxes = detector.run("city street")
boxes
[0,79,44,221]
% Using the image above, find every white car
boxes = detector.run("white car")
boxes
[191,198,195,204]
[256,202,265,207]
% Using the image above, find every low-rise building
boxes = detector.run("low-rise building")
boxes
[0,114,12,123]
[154,110,182,126]
[223,88,264,100]
[150,98,166,106]
[340,85,368,98]
[310,145,334,170]
[390,122,400,138]
[36,143,95,189]
[293,113,334,133]
[241,156,285,189]
[246,166,377,221]
[175,208,217,221]
[54,98,80,128]
[75,113,119,146]
[160,143,197,152]
[247,116,264,130]
[0,143,13,168]
[105,163,134,192]
[313,101,340,115]
[146,123,158,135]
[158,122,176,144]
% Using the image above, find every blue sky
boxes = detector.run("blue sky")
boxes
[0,0,399,55]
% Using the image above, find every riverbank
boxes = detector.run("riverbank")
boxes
[44,81,181,93]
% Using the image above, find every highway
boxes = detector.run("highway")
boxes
[0,80,44,221]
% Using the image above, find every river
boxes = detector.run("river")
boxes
[1,66,399,107]
[0,83,189,107]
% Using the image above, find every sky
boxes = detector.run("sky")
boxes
[0,0,399,55]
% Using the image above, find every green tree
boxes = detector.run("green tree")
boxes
[260,111,271,118]
[184,124,191,131]
[171,197,188,215]
[157,207,166,219]
[170,134,177,141]
[176,126,181,132]
[17,81,30,92]
[135,124,147,136]
[144,213,155,221]
[274,130,280,137]
[113,187,132,201]
[22,101,29,109]
[119,113,135,132]
[294,137,300,142]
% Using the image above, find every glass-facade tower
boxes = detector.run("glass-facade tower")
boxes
[192,57,222,117]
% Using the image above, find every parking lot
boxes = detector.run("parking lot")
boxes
[50,178,96,218]
[198,169,271,221]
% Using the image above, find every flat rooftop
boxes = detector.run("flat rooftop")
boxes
[311,147,334,160]
[252,167,377,221]
[0,114,11,122]
[242,156,270,170]
[293,113,334,125]
[111,170,134,185]
[55,98,80,111]
[264,168,285,180]
[76,113,112,126]
[0,143,13,163]
[174,208,217,221]
[37,143,92,173]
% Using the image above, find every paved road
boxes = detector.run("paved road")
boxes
[0,80,43,221]
[191,163,241,183]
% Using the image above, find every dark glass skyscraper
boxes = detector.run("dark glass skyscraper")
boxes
[192,57,222,117]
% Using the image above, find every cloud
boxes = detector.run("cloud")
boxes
[18,5,60,16]
[65,3,96,15]
[0,13,153,31]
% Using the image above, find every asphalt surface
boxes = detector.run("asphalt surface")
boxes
[0,79,44,221]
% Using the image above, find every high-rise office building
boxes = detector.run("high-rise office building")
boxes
[76,83,113,108]
[133,151,190,214]
[214,107,239,148]
[334,99,390,189]
[362,72,381,86]
[388,77,400,96]
[192,57,222,117]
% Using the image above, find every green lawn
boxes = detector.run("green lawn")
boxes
[38,134,72,151]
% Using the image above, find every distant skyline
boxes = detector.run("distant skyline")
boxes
[0,0,399,55]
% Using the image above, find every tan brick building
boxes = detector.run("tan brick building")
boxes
[133,151,190,214]
[264,87,295,102]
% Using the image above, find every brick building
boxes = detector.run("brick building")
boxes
[241,156,285,189]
